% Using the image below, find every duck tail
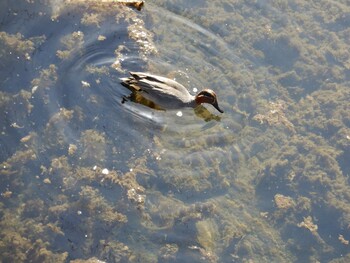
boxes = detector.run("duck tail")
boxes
[120,76,142,92]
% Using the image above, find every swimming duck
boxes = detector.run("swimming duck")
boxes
[120,72,224,113]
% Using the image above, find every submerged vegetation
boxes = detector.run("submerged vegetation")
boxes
[1,0,350,262]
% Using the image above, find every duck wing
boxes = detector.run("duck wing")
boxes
[129,72,190,95]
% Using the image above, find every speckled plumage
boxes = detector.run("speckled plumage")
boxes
[120,72,223,113]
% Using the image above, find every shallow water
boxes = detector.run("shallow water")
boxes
[1,0,350,262]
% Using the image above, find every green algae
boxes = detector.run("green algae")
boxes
[0,208,68,262]
[78,186,127,224]
[0,31,45,62]
[1,0,350,262]
[56,31,85,60]
[196,218,219,254]
[146,0,350,261]
[158,243,178,261]
[98,240,132,262]
[80,130,106,164]
[81,12,102,27]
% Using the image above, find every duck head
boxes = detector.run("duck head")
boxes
[195,89,224,113]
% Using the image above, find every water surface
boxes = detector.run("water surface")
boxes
[1,0,350,262]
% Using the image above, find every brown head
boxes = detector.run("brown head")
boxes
[195,89,224,113]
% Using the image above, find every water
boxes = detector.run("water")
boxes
[1,0,350,262]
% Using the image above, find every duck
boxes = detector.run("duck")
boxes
[120,72,224,113]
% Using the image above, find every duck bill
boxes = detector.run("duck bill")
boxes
[213,101,224,113]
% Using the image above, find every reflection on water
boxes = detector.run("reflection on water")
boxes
[1,0,350,262]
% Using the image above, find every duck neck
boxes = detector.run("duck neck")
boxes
[194,95,206,106]
[189,95,199,107]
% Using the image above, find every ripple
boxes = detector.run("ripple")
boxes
[123,4,248,134]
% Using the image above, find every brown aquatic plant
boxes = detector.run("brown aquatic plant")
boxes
[253,100,295,132]
[297,216,318,233]
[274,194,295,209]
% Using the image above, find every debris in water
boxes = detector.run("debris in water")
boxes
[298,216,318,233]
[339,234,349,245]
[274,194,295,209]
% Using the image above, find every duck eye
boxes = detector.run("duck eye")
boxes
[199,94,215,104]
[200,91,214,98]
